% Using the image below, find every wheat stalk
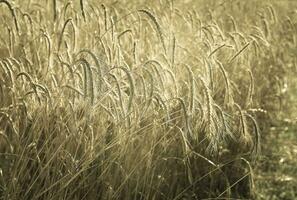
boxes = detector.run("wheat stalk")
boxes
[138,9,167,54]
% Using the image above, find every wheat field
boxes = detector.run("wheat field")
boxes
[0,0,296,199]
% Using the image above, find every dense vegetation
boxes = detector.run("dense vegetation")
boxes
[0,0,296,199]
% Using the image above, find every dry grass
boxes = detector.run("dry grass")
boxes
[0,0,295,199]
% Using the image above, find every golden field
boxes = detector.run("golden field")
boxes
[0,0,296,199]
